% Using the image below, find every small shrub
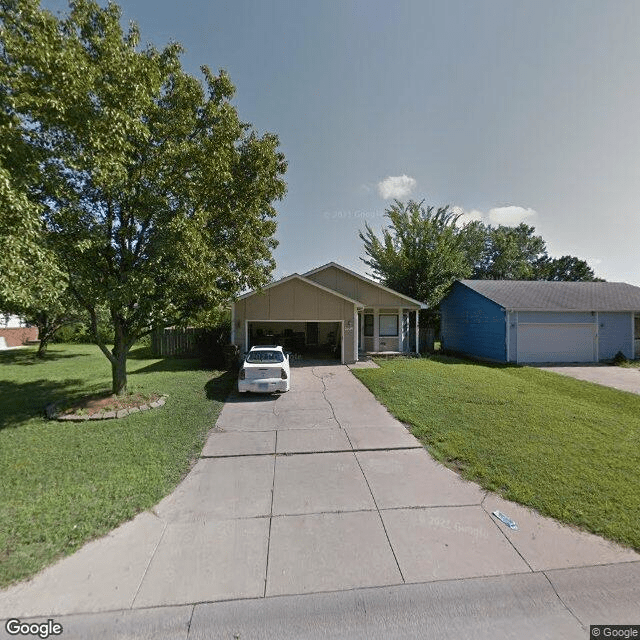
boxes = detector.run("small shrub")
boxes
[613,350,629,365]
[195,320,231,368]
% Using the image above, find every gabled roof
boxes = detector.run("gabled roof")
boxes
[236,273,364,307]
[303,262,427,309]
[458,280,640,312]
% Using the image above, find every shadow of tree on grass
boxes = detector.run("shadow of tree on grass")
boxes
[205,371,235,403]
[0,378,90,430]
[0,349,87,366]
[129,356,206,375]
[127,346,155,360]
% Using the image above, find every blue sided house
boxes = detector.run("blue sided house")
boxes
[440,280,640,363]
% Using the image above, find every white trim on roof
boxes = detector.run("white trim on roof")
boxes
[303,262,427,309]
[236,273,365,308]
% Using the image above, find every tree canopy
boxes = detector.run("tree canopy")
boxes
[361,200,600,313]
[1,0,287,393]
[360,200,470,309]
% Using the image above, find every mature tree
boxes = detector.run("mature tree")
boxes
[360,200,471,309]
[533,255,601,281]
[361,202,602,315]
[0,288,86,357]
[1,0,287,394]
[470,223,547,280]
[460,222,601,281]
[0,40,65,309]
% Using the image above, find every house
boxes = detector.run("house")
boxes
[0,313,38,348]
[231,262,426,364]
[440,280,640,363]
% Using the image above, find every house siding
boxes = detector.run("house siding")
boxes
[306,266,417,308]
[507,311,517,362]
[598,312,633,361]
[441,283,506,362]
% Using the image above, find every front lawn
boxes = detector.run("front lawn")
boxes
[0,344,233,588]
[353,356,640,551]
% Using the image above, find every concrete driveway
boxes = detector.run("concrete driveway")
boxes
[536,363,640,395]
[1,361,639,638]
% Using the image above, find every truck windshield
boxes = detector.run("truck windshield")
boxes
[246,350,285,364]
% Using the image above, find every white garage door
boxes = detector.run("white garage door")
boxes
[517,323,597,363]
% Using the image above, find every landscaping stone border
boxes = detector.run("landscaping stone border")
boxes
[45,395,168,422]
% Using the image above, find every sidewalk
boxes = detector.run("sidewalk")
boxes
[1,363,638,638]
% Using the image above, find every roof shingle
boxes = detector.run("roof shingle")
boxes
[459,280,640,311]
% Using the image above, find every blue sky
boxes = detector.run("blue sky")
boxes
[46,0,640,284]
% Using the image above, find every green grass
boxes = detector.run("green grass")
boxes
[352,356,640,551]
[0,344,233,588]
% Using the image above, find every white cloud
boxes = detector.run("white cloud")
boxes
[488,206,536,226]
[452,206,484,226]
[452,204,537,227]
[377,175,416,200]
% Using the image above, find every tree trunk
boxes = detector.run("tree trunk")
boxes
[111,346,128,396]
[111,323,129,396]
[36,336,49,358]
[35,317,52,358]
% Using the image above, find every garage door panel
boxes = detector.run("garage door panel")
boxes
[517,323,596,363]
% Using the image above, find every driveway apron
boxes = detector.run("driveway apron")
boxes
[536,364,640,395]
[1,362,638,621]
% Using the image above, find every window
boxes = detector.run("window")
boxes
[246,350,284,364]
[364,314,374,337]
[379,314,399,337]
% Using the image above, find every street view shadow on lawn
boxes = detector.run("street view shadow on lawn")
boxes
[429,353,521,369]
[0,378,88,430]
[130,356,207,375]
[0,349,86,366]
[205,370,236,403]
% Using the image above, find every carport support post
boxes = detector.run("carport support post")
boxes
[415,311,419,354]
[354,308,358,362]
[374,308,380,352]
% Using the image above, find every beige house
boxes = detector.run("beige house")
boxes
[232,262,426,364]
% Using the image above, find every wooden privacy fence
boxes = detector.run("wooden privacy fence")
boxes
[151,328,206,357]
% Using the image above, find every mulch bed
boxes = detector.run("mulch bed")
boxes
[45,392,167,421]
